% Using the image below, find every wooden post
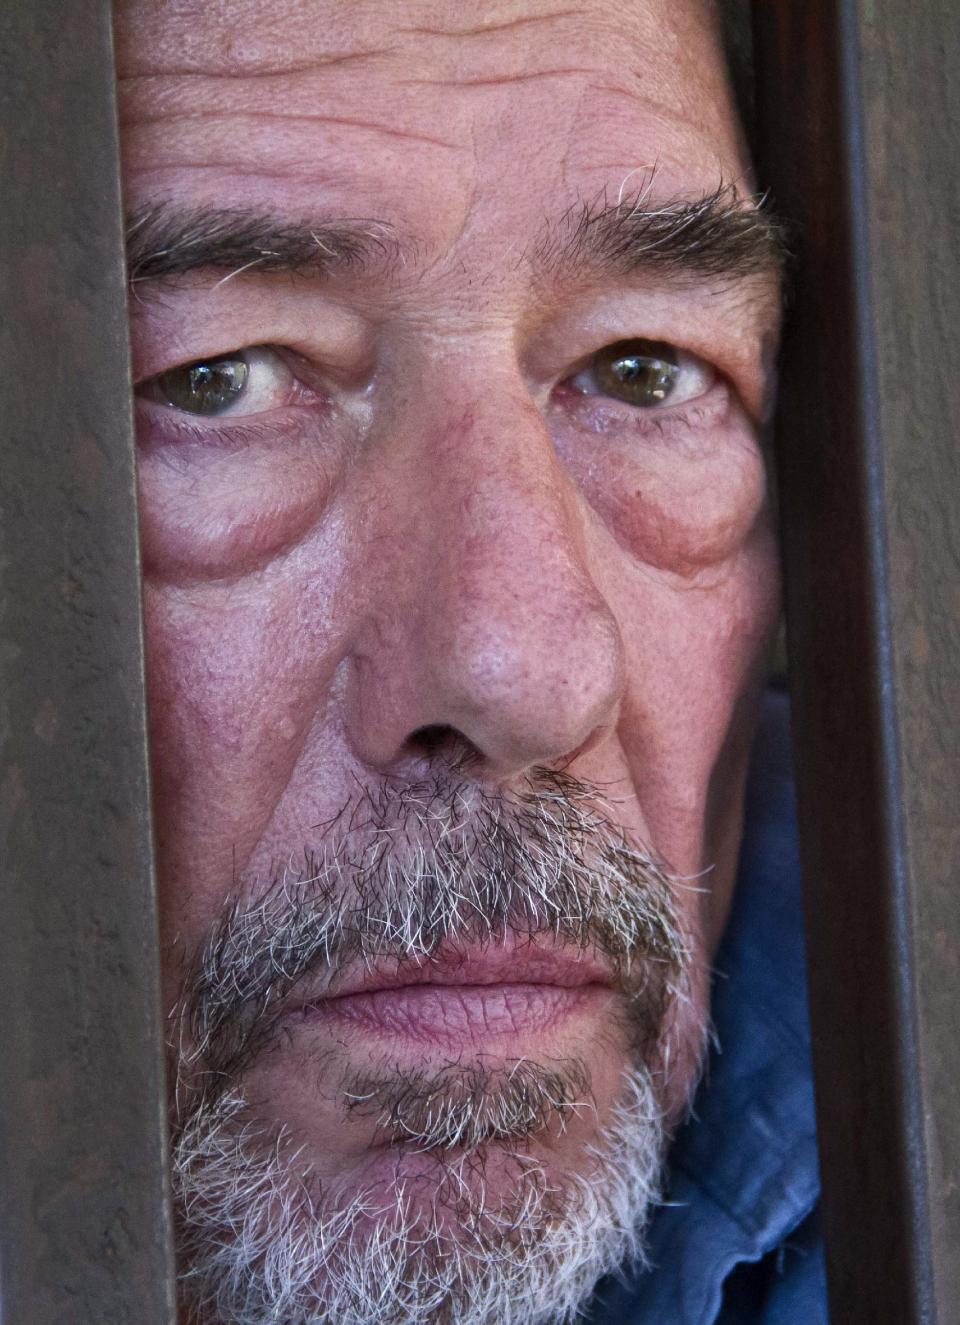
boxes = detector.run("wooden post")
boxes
[753,2,960,1321]
[0,3,176,1321]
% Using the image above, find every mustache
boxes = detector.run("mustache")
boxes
[173,767,689,1101]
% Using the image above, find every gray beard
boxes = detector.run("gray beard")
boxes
[173,1067,663,1325]
[169,768,692,1325]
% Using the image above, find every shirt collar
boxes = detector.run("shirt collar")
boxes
[587,689,820,1325]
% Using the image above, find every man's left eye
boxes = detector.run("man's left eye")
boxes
[570,338,713,408]
[140,348,293,418]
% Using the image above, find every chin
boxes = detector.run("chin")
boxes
[172,1059,665,1325]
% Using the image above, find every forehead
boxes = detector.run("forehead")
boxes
[115,0,746,255]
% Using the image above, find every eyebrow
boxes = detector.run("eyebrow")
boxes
[534,181,788,284]
[125,204,403,284]
[125,182,787,290]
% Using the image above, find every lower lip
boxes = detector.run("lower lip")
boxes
[303,982,613,1049]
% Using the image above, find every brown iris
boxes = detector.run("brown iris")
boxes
[154,353,249,416]
[592,339,679,407]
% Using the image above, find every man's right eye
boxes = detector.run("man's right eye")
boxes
[139,348,294,418]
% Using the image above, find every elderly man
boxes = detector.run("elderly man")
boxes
[115,1,824,1321]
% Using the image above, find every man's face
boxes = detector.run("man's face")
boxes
[116,2,781,1320]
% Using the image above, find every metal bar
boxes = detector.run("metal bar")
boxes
[752,2,960,1322]
[0,3,176,1322]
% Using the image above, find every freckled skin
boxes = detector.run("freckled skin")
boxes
[116,0,780,1226]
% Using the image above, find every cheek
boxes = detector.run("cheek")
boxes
[556,400,779,862]
[613,447,769,574]
[616,537,778,863]
[142,547,349,885]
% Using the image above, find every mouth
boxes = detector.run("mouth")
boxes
[289,943,617,1052]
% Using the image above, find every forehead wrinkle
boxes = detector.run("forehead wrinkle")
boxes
[123,107,460,153]
[397,67,599,90]
[116,49,397,80]
[396,10,582,39]
[113,0,401,78]
[119,4,711,114]
[118,63,443,121]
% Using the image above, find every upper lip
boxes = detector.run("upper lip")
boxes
[291,940,614,1010]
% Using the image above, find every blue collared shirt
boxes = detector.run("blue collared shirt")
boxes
[587,690,828,1325]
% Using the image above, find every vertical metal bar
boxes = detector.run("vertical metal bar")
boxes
[753,2,960,1322]
[0,3,176,1322]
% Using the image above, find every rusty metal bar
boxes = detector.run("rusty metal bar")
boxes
[0,3,176,1322]
[753,2,960,1322]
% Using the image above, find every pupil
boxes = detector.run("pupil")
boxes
[160,355,248,415]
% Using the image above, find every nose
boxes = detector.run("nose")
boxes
[347,380,626,779]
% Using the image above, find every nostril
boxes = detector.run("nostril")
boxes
[407,724,454,756]
[401,724,482,772]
